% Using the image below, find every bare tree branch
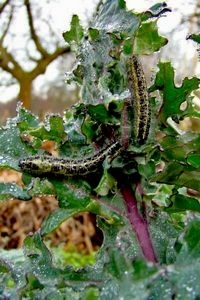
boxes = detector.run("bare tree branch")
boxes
[24,0,48,57]
[0,0,72,108]
[0,44,23,78]
[30,46,70,79]
[0,0,10,14]
[42,14,58,42]
[0,5,13,43]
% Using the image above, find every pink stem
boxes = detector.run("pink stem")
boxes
[121,186,157,263]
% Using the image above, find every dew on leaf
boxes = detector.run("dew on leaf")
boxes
[0,156,7,164]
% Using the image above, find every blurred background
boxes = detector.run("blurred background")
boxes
[0,0,200,264]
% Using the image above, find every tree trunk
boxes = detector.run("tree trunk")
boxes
[18,77,32,109]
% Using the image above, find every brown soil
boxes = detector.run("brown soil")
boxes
[0,169,102,254]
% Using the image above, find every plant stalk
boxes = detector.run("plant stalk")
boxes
[121,185,157,263]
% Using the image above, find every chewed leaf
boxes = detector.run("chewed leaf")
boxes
[26,114,66,145]
[142,2,172,21]
[63,15,84,45]
[133,21,168,54]
[16,104,40,130]
[150,62,200,123]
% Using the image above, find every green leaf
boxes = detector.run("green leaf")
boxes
[0,249,26,298]
[138,160,155,178]
[167,193,200,213]
[26,114,66,145]
[21,273,44,296]
[16,104,39,130]
[41,207,84,236]
[0,154,20,171]
[87,104,111,123]
[187,154,200,168]
[63,15,84,45]
[93,0,139,33]
[151,162,184,184]
[88,27,99,41]
[149,212,181,264]
[150,62,200,122]
[51,179,92,209]
[27,178,55,198]
[152,162,200,192]
[160,136,187,161]
[0,118,29,159]
[184,220,200,253]
[0,183,31,201]
[52,246,96,269]
[62,107,86,146]
[177,170,200,191]
[123,38,133,55]
[95,170,116,196]
[133,21,168,54]
[68,0,140,105]
[118,0,126,9]
[81,116,98,142]
[82,287,99,300]
[187,33,200,44]
[159,134,200,169]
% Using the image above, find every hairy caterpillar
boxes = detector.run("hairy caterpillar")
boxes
[19,141,122,177]
[127,55,150,144]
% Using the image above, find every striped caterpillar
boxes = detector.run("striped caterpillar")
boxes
[19,56,150,177]
[19,141,122,177]
[127,55,150,144]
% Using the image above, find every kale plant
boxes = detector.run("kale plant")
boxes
[0,1,200,299]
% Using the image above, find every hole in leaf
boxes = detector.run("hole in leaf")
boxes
[44,212,103,254]
[44,212,103,269]
[178,117,200,132]
[0,193,103,261]
[180,101,187,111]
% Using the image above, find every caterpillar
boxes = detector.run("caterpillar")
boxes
[19,141,122,177]
[19,56,150,177]
[127,55,150,144]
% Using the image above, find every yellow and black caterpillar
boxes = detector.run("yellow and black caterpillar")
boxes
[19,55,150,177]
[127,55,150,144]
[19,141,122,176]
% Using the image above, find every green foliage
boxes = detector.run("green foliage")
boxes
[0,0,200,299]
[63,15,84,47]
[150,62,200,122]
[52,246,96,269]
[187,33,200,44]
[133,21,168,54]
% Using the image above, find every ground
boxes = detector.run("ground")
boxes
[0,169,102,253]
